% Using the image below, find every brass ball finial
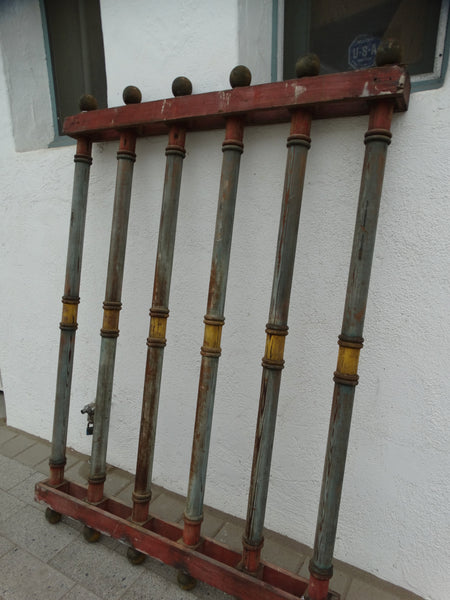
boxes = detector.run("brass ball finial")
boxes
[79,94,98,112]
[122,85,142,104]
[229,65,252,88]
[295,53,320,78]
[376,38,402,66]
[172,76,193,97]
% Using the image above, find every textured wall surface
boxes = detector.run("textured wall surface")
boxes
[0,2,449,599]
[0,0,53,150]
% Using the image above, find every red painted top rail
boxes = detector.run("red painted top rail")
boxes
[63,65,410,142]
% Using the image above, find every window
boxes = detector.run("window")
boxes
[41,0,107,139]
[283,0,449,89]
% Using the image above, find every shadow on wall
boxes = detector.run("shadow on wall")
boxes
[0,369,5,423]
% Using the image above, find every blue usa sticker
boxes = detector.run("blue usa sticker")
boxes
[348,34,380,69]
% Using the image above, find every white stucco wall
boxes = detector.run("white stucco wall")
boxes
[0,2,449,599]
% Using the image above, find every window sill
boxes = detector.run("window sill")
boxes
[48,135,76,148]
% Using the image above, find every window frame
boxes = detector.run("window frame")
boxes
[274,0,450,91]
[40,0,73,147]
[39,0,107,147]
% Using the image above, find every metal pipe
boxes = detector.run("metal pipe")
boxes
[306,98,395,600]
[131,77,192,524]
[87,87,141,504]
[49,96,97,486]
[182,66,252,548]
[241,55,319,574]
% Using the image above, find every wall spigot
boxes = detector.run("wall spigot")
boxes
[81,403,95,435]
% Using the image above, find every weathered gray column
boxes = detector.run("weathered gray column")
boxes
[131,77,192,527]
[241,56,319,574]
[49,96,97,487]
[182,66,251,550]
[306,99,394,600]
[241,119,312,573]
[87,87,141,506]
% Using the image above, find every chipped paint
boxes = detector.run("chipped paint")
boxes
[218,90,231,113]
[360,82,370,97]
[295,84,307,100]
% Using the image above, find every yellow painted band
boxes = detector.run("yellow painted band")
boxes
[336,346,360,375]
[102,309,120,332]
[265,333,286,362]
[203,323,223,349]
[150,316,167,339]
[61,303,78,326]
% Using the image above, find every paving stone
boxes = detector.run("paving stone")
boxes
[201,508,226,539]
[262,535,304,573]
[63,462,132,498]
[118,563,195,600]
[64,460,90,485]
[151,484,164,501]
[214,521,243,552]
[103,468,133,497]
[45,461,130,506]
[346,578,403,600]
[191,581,235,600]
[110,538,128,557]
[0,546,74,600]
[112,481,134,505]
[98,533,121,552]
[34,457,50,475]
[0,428,18,446]
[0,456,34,491]
[298,557,309,578]
[61,515,84,533]
[143,556,235,599]
[61,584,103,600]
[330,567,353,598]
[149,492,186,523]
[9,471,49,511]
[0,534,14,558]
[0,434,35,458]
[113,481,164,506]
[49,537,142,600]
[15,440,51,467]
[122,558,234,600]
[0,503,80,562]
[0,488,26,521]
[66,448,87,464]
[34,449,82,477]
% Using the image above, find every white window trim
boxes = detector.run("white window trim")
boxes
[411,0,450,90]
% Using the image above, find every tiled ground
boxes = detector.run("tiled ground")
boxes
[0,423,423,600]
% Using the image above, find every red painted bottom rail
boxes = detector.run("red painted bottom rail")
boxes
[35,479,339,600]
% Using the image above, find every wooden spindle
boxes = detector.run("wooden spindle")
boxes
[306,99,394,600]
[48,96,96,487]
[86,87,141,505]
[131,77,192,527]
[241,55,319,574]
[182,66,252,550]
[306,43,400,600]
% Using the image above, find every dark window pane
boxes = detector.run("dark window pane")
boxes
[43,0,107,134]
[284,0,443,79]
